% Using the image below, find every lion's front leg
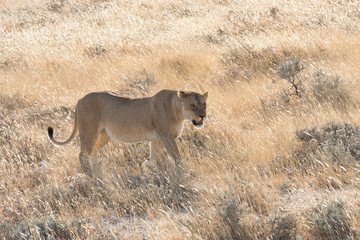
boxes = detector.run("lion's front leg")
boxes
[160,136,186,179]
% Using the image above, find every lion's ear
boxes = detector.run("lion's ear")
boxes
[203,92,208,100]
[177,90,188,100]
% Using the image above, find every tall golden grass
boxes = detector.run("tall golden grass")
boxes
[1,0,360,239]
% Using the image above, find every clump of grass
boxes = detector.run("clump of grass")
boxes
[24,105,74,127]
[39,168,195,216]
[0,128,49,167]
[37,177,101,214]
[179,130,208,157]
[114,170,196,213]
[220,46,280,82]
[159,55,193,79]
[259,89,292,119]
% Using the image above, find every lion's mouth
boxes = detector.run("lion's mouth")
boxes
[192,119,204,126]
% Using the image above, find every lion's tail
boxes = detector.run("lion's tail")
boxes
[48,105,79,146]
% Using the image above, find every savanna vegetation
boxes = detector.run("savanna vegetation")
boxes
[1,0,360,239]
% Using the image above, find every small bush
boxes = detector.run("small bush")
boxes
[213,191,269,239]
[277,57,303,80]
[118,69,156,97]
[186,193,255,240]
[271,214,297,240]
[85,45,107,57]
[259,57,306,118]
[271,122,360,184]
[48,0,67,12]
[24,105,74,127]
[0,93,29,111]
[2,216,75,240]
[306,201,354,239]
[295,122,360,166]
[277,57,304,96]
[310,69,349,107]
[218,193,243,239]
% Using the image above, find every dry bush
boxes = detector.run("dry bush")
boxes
[259,89,292,119]
[5,216,73,240]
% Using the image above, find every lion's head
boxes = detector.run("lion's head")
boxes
[178,90,208,129]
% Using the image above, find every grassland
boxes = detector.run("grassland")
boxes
[1,0,360,239]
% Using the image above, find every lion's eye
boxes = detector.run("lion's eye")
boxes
[190,104,196,109]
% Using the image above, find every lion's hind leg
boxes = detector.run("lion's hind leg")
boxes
[79,151,93,177]
[142,140,166,175]
[91,130,111,178]
[78,125,104,177]
[95,129,110,150]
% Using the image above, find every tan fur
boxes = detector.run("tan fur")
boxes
[48,89,208,177]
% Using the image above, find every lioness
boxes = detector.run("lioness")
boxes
[48,90,208,178]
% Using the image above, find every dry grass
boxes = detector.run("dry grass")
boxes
[1,0,360,239]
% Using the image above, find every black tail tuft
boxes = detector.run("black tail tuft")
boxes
[48,127,54,138]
